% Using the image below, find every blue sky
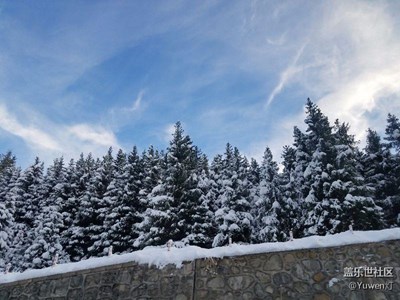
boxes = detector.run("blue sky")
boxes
[0,0,400,167]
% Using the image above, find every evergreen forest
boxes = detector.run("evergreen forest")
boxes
[0,99,399,272]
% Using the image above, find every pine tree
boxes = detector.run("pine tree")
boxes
[183,148,216,248]
[100,148,142,254]
[0,152,17,271]
[385,114,400,151]
[279,145,302,239]
[213,144,253,247]
[23,158,70,269]
[331,121,383,232]
[86,148,115,257]
[362,129,391,225]
[6,158,45,270]
[135,146,163,247]
[141,122,204,246]
[253,147,284,242]
[64,153,98,261]
[1,167,20,271]
[383,114,400,226]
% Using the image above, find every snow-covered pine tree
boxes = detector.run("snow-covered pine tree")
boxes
[63,153,98,261]
[329,121,383,232]
[23,158,70,270]
[0,152,18,271]
[279,145,302,238]
[7,157,45,270]
[361,129,392,227]
[303,138,339,235]
[135,146,163,248]
[385,113,400,150]
[253,147,284,242]
[100,148,140,254]
[141,122,206,246]
[183,148,216,248]
[2,166,21,271]
[383,114,400,226]
[299,101,336,236]
[117,146,146,251]
[86,148,115,257]
[12,157,45,228]
[213,144,253,247]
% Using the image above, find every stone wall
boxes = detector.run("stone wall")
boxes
[194,240,400,300]
[0,240,399,300]
[0,262,194,300]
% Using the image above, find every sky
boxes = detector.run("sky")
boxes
[0,0,400,168]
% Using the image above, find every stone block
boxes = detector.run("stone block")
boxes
[272,272,292,286]
[53,278,70,296]
[227,276,253,291]
[313,272,326,283]
[118,270,131,284]
[82,287,98,300]
[255,270,271,283]
[293,281,312,294]
[207,277,225,289]
[242,291,254,299]
[249,257,263,268]
[283,253,296,270]
[84,273,101,287]
[130,283,147,298]
[99,285,113,296]
[101,270,120,285]
[324,260,340,275]
[66,288,83,300]
[69,275,83,288]
[292,262,311,281]
[230,266,240,274]
[112,283,130,298]
[302,259,322,272]
[264,254,283,271]
[38,281,54,297]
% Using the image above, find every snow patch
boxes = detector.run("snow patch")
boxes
[328,277,339,287]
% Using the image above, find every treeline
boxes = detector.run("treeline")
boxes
[0,99,399,271]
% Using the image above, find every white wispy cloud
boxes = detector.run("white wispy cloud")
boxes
[0,104,61,151]
[266,32,287,46]
[0,102,122,165]
[266,42,307,107]
[67,124,120,148]
[130,90,144,112]
[110,89,145,115]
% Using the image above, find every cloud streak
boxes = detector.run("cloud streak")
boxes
[0,102,121,165]
[0,104,61,151]
[266,42,308,107]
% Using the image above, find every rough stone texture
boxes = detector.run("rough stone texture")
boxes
[0,261,194,300]
[0,240,399,299]
[194,240,400,300]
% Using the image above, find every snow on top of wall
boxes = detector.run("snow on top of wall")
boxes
[1,227,399,284]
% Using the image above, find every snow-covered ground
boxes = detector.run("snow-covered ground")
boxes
[1,228,399,284]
